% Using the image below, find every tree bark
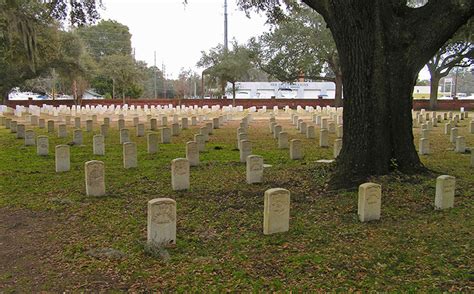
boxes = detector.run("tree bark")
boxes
[232,82,236,107]
[429,75,440,110]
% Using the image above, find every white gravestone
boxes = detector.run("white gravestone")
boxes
[37,136,49,156]
[150,118,158,130]
[85,160,106,196]
[171,158,190,190]
[136,123,145,137]
[274,125,282,139]
[320,129,329,147]
[435,175,455,210]
[290,139,303,160]
[171,123,180,136]
[455,136,466,153]
[194,134,205,152]
[123,142,138,169]
[86,120,93,132]
[358,183,381,222]
[16,124,25,139]
[120,128,130,144]
[306,125,316,139]
[147,132,159,154]
[240,140,252,163]
[186,141,199,166]
[55,145,70,172]
[278,132,289,149]
[73,129,83,145]
[58,124,67,138]
[246,155,264,184]
[333,139,342,158]
[263,188,290,235]
[147,198,176,247]
[24,130,35,146]
[93,134,105,155]
[419,138,429,155]
[449,128,458,143]
[161,127,171,143]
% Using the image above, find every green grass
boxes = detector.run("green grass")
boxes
[0,112,472,291]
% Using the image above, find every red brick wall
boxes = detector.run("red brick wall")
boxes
[5,98,474,111]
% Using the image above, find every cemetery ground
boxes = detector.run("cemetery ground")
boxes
[0,114,473,291]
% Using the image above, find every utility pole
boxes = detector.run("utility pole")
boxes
[162,62,166,99]
[154,51,157,99]
[224,0,228,52]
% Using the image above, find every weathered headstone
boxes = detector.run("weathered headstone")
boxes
[171,123,180,136]
[55,145,70,172]
[73,129,83,145]
[161,127,171,144]
[278,132,289,149]
[37,136,49,155]
[186,141,199,166]
[118,119,125,130]
[336,125,343,138]
[147,132,159,154]
[435,175,455,210]
[200,126,209,142]
[181,117,189,129]
[147,198,176,247]
[274,125,282,139]
[194,134,205,152]
[38,118,45,129]
[86,119,93,132]
[100,124,108,137]
[93,134,105,155]
[212,117,220,129]
[358,182,382,222]
[123,142,138,169]
[136,123,145,137]
[449,127,458,143]
[10,121,17,133]
[58,124,67,138]
[103,117,110,126]
[24,130,35,146]
[237,132,248,150]
[240,140,252,162]
[171,158,190,190]
[319,128,329,147]
[290,139,303,160]
[74,117,81,128]
[161,116,168,127]
[150,118,158,130]
[16,124,25,139]
[263,188,290,235]
[419,138,429,155]
[85,160,106,196]
[444,123,451,135]
[455,136,466,153]
[120,128,130,144]
[333,139,342,158]
[246,155,263,184]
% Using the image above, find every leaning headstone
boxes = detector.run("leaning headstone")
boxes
[358,182,382,222]
[123,142,138,169]
[171,158,190,190]
[16,124,25,139]
[263,188,290,235]
[120,128,130,144]
[320,129,329,147]
[333,139,342,158]
[24,130,35,146]
[290,139,303,160]
[37,136,49,156]
[246,155,263,184]
[240,140,252,163]
[278,132,289,149]
[147,198,176,247]
[435,175,455,210]
[48,120,55,133]
[73,129,83,145]
[147,132,159,154]
[136,123,145,137]
[186,141,199,166]
[58,124,67,138]
[85,160,106,196]
[161,127,171,143]
[194,134,205,152]
[419,138,429,155]
[55,145,70,172]
[93,134,105,155]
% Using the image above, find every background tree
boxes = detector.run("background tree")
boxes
[238,0,474,187]
[426,21,473,109]
[100,55,144,101]
[197,42,255,105]
[252,6,343,105]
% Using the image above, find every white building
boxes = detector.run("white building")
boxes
[227,82,336,99]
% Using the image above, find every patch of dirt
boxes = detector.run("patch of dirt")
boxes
[0,208,125,292]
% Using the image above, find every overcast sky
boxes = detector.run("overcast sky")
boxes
[99,0,430,80]
[99,0,268,79]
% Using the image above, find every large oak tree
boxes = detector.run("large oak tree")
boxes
[239,0,473,187]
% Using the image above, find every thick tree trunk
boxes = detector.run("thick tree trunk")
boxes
[429,75,440,110]
[334,73,343,107]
